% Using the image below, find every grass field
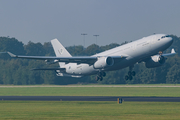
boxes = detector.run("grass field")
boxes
[0,101,180,120]
[0,85,180,96]
[0,85,180,119]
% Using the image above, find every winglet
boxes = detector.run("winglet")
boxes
[7,52,17,57]
[171,48,175,54]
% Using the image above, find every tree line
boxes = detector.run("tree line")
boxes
[0,35,180,85]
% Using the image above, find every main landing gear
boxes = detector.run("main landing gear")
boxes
[125,66,136,80]
[125,71,136,80]
[96,71,106,81]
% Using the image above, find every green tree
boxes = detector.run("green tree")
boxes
[0,37,25,59]
[24,41,45,56]
[84,44,101,56]
[66,45,85,56]
[43,42,55,56]
[0,35,180,85]
[166,55,180,83]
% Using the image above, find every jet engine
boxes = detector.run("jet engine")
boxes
[145,55,166,68]
[93,57,114,69]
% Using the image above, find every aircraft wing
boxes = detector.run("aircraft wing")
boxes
[7,52,127,65]
[7,52,97,64]
[162,48,176,56]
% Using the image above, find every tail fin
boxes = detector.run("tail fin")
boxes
[51,39,72,67]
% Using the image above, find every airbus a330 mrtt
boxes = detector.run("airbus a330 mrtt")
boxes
[5,34,176,81]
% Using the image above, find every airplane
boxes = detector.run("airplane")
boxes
[4,34,176,81]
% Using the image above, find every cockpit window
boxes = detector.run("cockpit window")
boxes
[161,35,170,39]
[161,36,165,39]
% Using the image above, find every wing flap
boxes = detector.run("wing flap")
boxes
[31,68,66,71]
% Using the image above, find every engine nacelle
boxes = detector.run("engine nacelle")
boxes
[93,57,114,69]
[145,55,166,68]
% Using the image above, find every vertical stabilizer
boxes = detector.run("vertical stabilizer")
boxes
[51,39,72,67]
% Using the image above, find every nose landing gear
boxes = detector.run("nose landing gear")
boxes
[96,71,106,81]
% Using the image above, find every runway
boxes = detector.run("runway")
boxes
[0,96,180,102]
[1,85,180,87]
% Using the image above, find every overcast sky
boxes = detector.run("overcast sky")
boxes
[0,0,180,47]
